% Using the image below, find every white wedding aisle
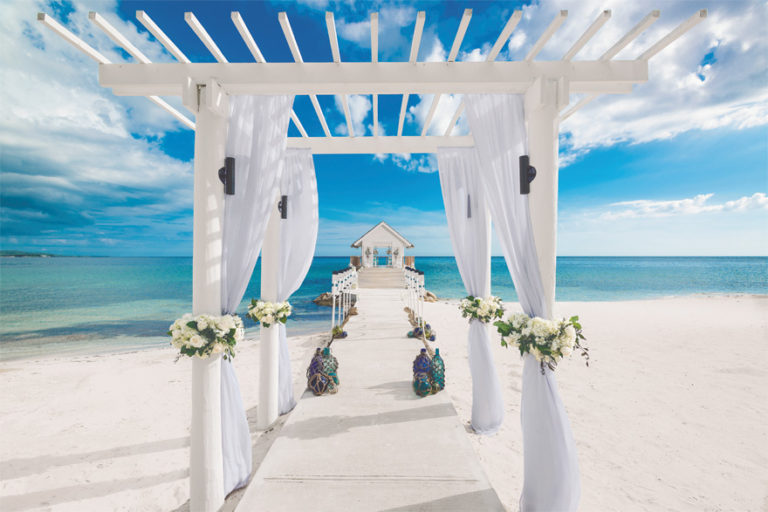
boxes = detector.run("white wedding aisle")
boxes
[234,288,504,511]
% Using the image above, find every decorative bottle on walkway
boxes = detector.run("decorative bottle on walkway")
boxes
[412,348,432,397]
[322,347,339,394]
[307,348,328,396]
[430,348,445,393]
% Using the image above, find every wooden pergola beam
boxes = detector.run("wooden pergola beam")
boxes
[287,135,474,154]
[185,12,228,63]
[397,11,426,137]
[525,10,568,62]
[100,61,647,96]
[137,10,190,63]
[601,10,660,60]
[232,11,306,138]
[278,12,332,138]
[371,13,379,137]
[562,10,611,61]
[421,8,472,137]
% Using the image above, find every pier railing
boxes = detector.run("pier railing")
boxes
[331,267,358,330]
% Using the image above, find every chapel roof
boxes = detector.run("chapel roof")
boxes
[351,221,414,249]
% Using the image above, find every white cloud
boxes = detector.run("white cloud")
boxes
[411,1,767,167]
[1,0,194,252]
[502,0,768,164]
[337,5,417,58]
[333,94,372,136]
[368,151,437,174]
[602,193,768,220]
[555,191,768,255]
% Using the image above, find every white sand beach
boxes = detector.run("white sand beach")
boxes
[1,295,766,511]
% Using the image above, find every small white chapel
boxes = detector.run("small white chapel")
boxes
[351,221,414,268]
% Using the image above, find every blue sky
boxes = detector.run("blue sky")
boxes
[1,0,766,256]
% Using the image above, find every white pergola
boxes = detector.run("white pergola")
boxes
[38,7,706,511]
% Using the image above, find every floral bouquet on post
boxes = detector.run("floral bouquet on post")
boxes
[168,313,244,360]
[247,299,292,328]
[459,296,505,324]
[494,313,589,374]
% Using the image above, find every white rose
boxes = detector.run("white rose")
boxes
[190,335,205,348]
[221,315,235,331]
[531,318,549,338]
[561,345,573,357]
[510,313,529,329]
[564,325,576,344]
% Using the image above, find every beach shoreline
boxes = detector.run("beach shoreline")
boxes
[2,292,765,364]
[1,294,766,511]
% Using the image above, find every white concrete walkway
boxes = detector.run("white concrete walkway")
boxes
[236,288,504,511]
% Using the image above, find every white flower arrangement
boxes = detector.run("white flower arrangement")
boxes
[494,313,589,373]
[459,295,505,324]
[247,299,292,328]
[168,313,244,360]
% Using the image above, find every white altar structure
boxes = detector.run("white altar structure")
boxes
[351,221,413,268]
[36,6,706,512]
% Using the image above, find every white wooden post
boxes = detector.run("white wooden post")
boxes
[186,79,229,512]
[258,198,281,429]
[525,77,568,319]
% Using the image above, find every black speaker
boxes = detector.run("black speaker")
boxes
[519,155,537,195]
[218,157,235,195]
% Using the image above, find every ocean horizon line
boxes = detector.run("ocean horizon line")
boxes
[2,254,767,259]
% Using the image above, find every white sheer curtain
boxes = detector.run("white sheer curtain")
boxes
[465,93,580,511]
[437,147,505,435]
[276,149,319,415]
[220,95,293,495]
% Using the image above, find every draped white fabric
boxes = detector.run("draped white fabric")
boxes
[437,147,505,435]
[465,94,581,511]
[276,149,319,415]
[220,95,293,495]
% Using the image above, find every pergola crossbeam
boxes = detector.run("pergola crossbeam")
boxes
[90,11,150,63]
[38,13,110,63]
[560,94,597,120]
[637,9,708,60]
[38,12,195,129]
[326,12,355,137]
[526,10,568,62]
[601,10,660,60]
[137,10,190,63]
[398,11,425,137]
[444,101,465,136]
[279,12,332,138]
[149,95,196,129]
[100,61,647,96]
[290,111,308,138]
[232,12,265,62]
[563,10,611,61]
[371,13,379,137]
[232,12,306,139]
[488,10,522,61]
[287,135,474,154]
[185,12,228,63]
[421,8,472,137]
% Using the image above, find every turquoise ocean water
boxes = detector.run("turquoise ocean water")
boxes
[0,256,765,361]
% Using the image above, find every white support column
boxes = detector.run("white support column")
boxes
[525,77,567,319]
[258,199,281,429]
[187,80,228,512]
